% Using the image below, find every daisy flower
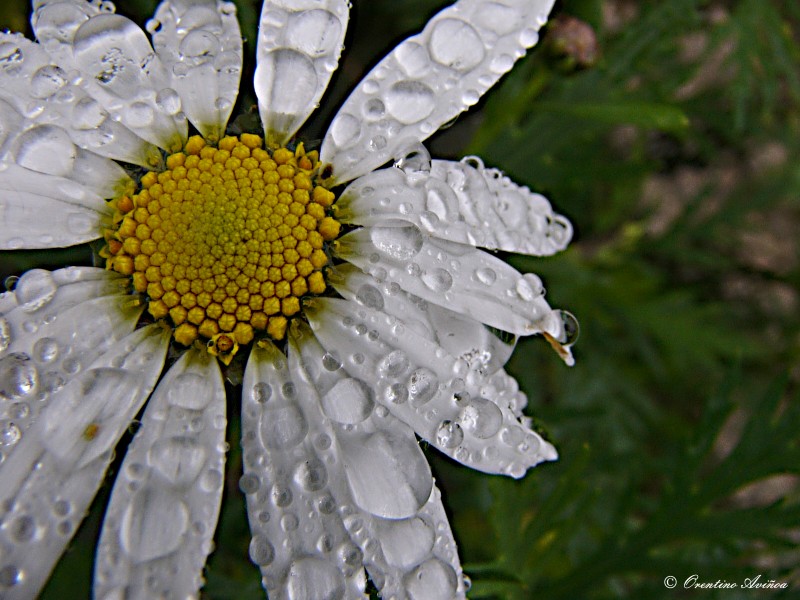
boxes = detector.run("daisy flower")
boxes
[0,0,578,598]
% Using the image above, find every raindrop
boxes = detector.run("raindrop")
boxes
[200,468,223,492]
[408,367,437,405]
[155,88,181,115]
[386,80,436,125]
[394,142,431,176]
[321,353,341,372]
[421,268,453,293]
[125,101,154,128]
[148,436,207,485]
[363,97,385,120]
[0,354,39,400]
[72,97,106,129]
[281,512,299,532]
[384,382,408,404]
[321,377,373,424]
[436,420,463,448]
[179,30,219,66]
[272,485,293,507]
[294,458,328,491]
[458,397,502,439]
[248,534,274,566]
[30,64,68,98]
[33,337,59,363]
[515,273,543,301]
[370,224,423,260]
[557,310,580,345]
[405,558,458,600]
[15,269,57,312]
[0,564,23,589]
[519,28,539,48]
[261,403,307,449]
[9,515,36,543]
[285,9,342,57]
[355,284,384,310]
[239,473,260,495]
[474,267,496,285]
[167,372,213,409]
[328,113,360,147]
[340,429,432,519]
[252,382,272,403]
[0,420,21,447]
[378,516,435,568]
[379,350,409,378]
[119,489,189,562]
[394,41,431,77]
[14,125,76,177]
[286,557,345,600]
[428,19,485,71]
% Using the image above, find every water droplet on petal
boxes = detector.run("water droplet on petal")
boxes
[119,488,189,563]
[421,268,453,292]
[557,310,580,345]
[261,402,307,449]
[286,557,345,600]
[378,350,409,378]
[0,354,39,400]
[0,420,22,447]
[405,558,458,600]
[14,124,76,177]
[436,420,463,448]
[248,534,275,566]
[386,80,435,124]
[285,9,342,57]
[148,436,207,485]
[378,516,435,568]
[515,273,543,301]
[475,267,496,285]
[0,564,23,590]
[33,337,59,363]
[408,367,437,405]
[30,65,68,98]
[355,284,384,310]
[321,377,373,424]
[458,397,502,439]
[14,269,57,312]
[340,429,432,519]
[428,18,485,71]
[167,372,213,409]
[370,224,423,260]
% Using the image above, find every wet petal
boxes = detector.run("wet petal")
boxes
[150,0,242,142]
[0,31,160,168]
[337,158,572,256]
[94,348,226,599]
[330,263,516,374]
[67,12,187,150]
[335,223,568,338]
[0,325,168,600]
[320,0,556,183]
[242,340,367,599]
[288,322,467,599]
[307,297,557,477]
[256,0,350,145]
[0,289,143,467]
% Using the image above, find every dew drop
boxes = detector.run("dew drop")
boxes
[33,337,59,363]
[408,367,437,405]
[239,473,260,494]
[379,350,409,378]
[285,9,341,57]
[155,87,181,115]
[0,420,21,447]
[119,489,189,562]
[421,268,453,292]
[515,273,543,301]
[394,41,431,77]
[15,125,76,177]
[386,80,436,125]
[261,403,307,449]
[329,113,361,147]
[321,377,373,424]
[14,269,57,312]
[248,534,275,566]
[252,382,272,403]
[0,353,39,400]
[428,18,485,71]
[475,267,496,285]
[370,223,423,260]
[30,64,68,98]
[355,284,384,310]
[436,420,463,448]
[406,558,458,600]
[167,372,212,409]
[294,458,328,492]
[148,436,207,485]
[0,564,23,590]
[458,397,502,439]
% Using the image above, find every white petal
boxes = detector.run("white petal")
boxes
[150,0,243,142]
[337,158,572,256]
[67,13,188,150]
[94,348,226,600]
[306,297,557,477]
[241,341,367,599]
[1,287,142,467]
[0,324,169,600]
[330,262,516,374]
[320,0,556,183]
[287,322,466,599]
[256,0,350,145]
[0,189,107,249]
[0,30,161,167]
[335,223,564,337]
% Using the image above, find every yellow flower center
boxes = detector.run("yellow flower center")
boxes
[103,134,340,362]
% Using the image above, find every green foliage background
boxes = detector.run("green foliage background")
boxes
[1,0,799,598]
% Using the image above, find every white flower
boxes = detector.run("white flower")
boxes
[0,0,577,598]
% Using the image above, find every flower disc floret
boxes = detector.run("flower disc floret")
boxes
[104,134,340,357]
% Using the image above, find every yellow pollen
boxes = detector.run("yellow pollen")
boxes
[105,134,339,354]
